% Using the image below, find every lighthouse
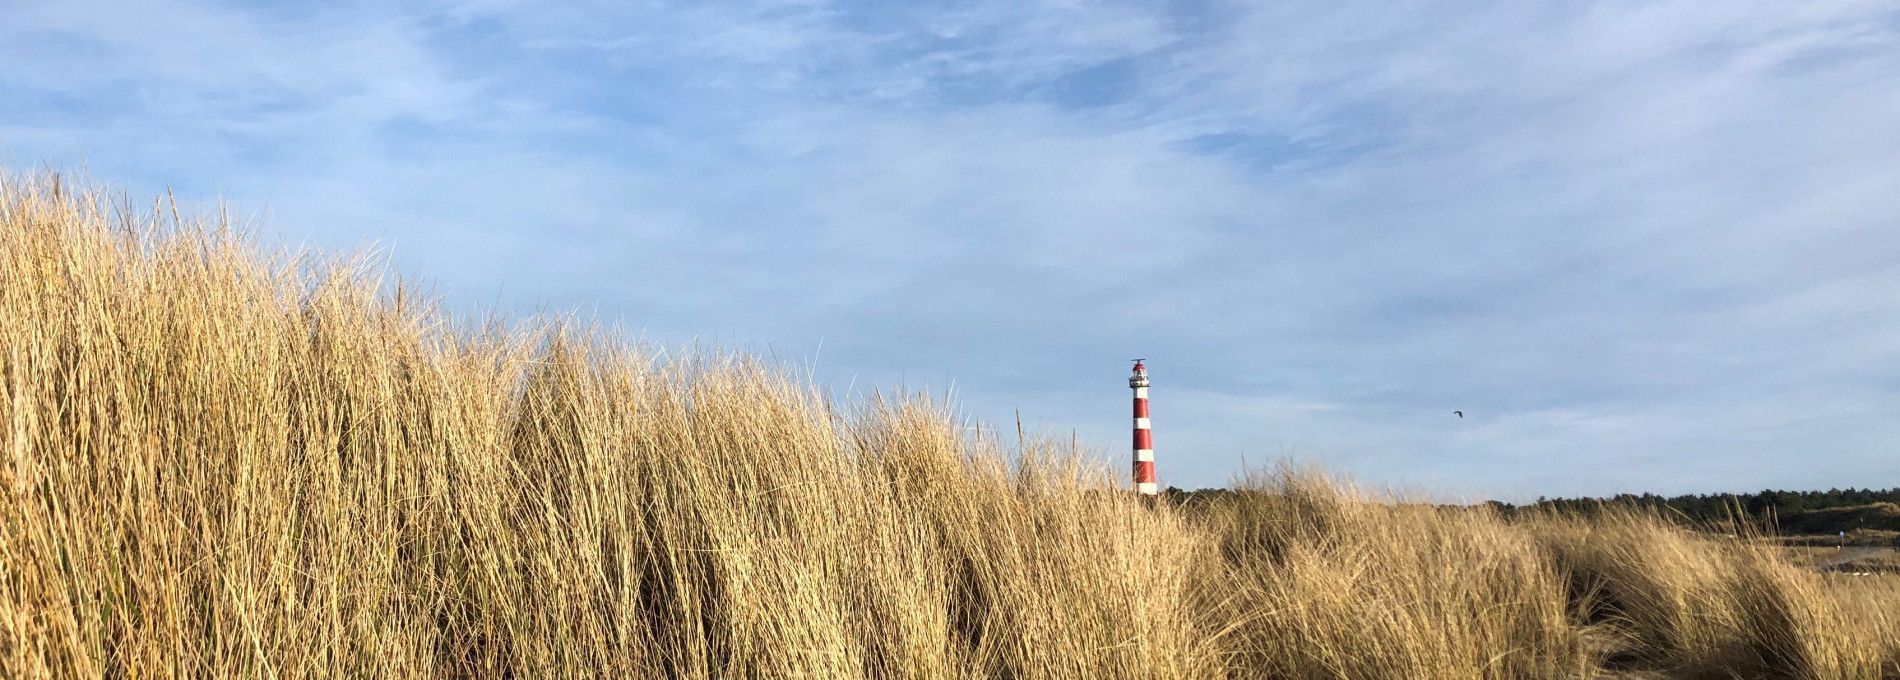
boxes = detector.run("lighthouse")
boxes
[1130,360,1155,496]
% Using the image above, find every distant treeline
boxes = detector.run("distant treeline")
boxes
[1492,488,1900,524]
[1163,486,1900,537]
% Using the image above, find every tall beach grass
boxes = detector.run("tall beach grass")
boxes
[2,172,1895,678]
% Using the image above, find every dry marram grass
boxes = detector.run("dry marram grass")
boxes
[2,173,1897,678]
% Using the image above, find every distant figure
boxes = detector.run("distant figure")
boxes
[1453,410,1464,418]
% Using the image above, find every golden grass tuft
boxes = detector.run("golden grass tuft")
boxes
[2,172,1896,678]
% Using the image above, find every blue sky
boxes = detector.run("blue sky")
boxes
[4,0,1899,499]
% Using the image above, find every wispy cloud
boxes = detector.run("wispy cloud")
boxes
[3,0,1897,498]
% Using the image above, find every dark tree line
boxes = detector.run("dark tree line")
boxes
[1502,487,1900,524]
[1161,486,1900,536]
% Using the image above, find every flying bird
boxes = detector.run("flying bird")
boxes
[1453,410,1463,418]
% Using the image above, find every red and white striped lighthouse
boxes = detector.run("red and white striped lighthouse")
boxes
[1130,359,1156,496]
